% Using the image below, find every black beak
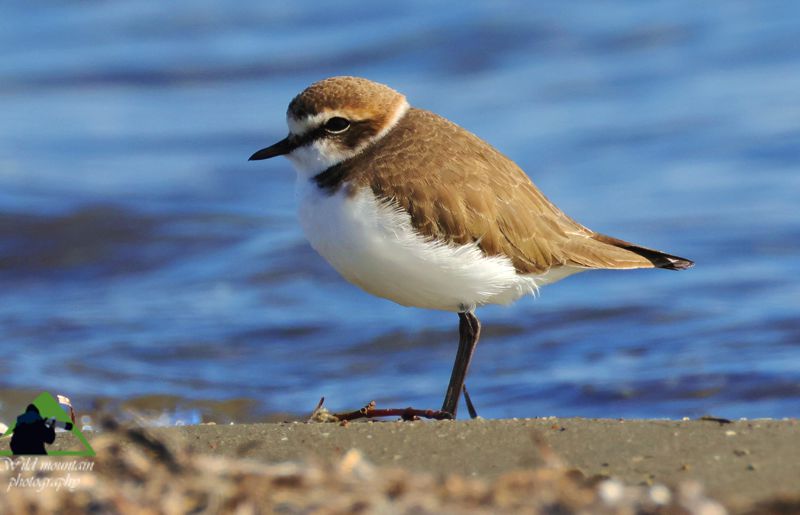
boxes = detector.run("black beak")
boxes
[248,136,296,161]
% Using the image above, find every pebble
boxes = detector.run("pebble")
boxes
[649,484,671,505]
[598,479,624,503]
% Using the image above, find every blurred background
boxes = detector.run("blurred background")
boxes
[0,1,798,424]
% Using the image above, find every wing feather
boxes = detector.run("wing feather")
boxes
[330,108,683,274]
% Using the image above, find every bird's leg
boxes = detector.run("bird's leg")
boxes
[462,385,479,419]
[441,312,481,418]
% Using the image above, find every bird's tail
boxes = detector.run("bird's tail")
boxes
[591,233,694,270]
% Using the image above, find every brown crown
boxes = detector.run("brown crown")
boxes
[287,76,406,121]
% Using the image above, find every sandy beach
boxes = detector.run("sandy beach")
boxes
[8,416,792,513]
[158,418,800,503]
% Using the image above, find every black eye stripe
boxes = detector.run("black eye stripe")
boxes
[294,119,374,149]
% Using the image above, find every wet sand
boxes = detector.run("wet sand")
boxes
[45,416,799,511]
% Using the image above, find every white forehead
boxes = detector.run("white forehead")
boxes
[286,97,411,137]
[287,111,341,136]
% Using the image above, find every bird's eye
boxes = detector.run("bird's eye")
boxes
[323,117,350,134]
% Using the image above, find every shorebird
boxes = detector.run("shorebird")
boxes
[250,76,693,418]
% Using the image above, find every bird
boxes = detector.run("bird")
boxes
[249,76,693,419]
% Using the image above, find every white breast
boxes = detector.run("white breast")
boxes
[295,179,545,312]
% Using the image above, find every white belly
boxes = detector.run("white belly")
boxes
[295,179,544,312]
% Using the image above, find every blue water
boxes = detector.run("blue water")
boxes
[1,1,799,421]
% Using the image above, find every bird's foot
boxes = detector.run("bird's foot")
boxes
[309,398,453,423]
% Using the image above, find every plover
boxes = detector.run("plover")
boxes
[250,76,693,418]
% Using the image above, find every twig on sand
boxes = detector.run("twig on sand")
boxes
[309,398,453,423]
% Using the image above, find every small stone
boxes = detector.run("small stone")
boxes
[649,484,671,505]
[598,479,624,504]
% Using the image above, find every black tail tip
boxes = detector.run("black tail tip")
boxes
[661,256,694,270]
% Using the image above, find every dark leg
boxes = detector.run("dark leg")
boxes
[441,312,481,418]
[462,385,479,419]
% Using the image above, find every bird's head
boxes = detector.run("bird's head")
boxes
[249,76,410,178]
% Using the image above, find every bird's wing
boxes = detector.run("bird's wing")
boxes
[345,108,670,275]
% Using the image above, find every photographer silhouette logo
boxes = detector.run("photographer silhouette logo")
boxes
[1,392,95,457]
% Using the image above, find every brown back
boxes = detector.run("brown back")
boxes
[314,108,691,275]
